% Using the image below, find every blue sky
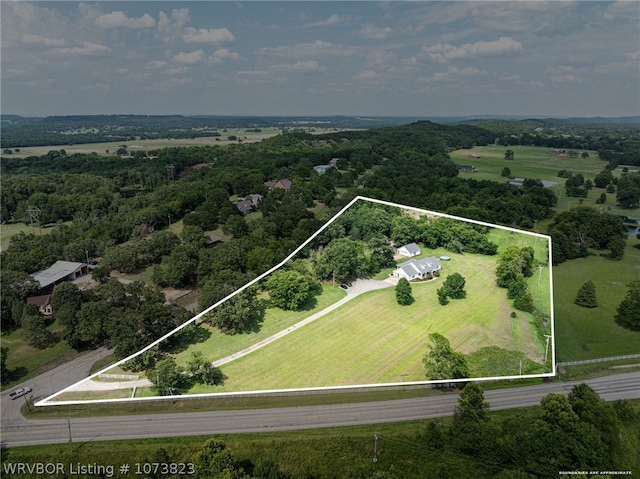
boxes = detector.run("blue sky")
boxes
[1,1,639,117]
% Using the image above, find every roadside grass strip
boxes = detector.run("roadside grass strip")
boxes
[37,196,554,405]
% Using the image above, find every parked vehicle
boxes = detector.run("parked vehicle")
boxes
[9,387,32,400]
[340,284,348,289]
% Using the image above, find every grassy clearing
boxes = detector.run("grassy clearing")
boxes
[0,325,78,390]
[194,250,544,393]
[553,240,640,362]
[0,221,71,251]
[155,284,346,370]
[8,130,282,158]
[450,145,609,184]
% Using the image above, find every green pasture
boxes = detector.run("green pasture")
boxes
[7,129,283,158]
[186,250,545,394]
[0,221,71,251]
[163,284,346,369]
[553,240,640,362]
[450,145,608,184]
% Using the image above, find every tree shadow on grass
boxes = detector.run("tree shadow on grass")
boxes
[162,324,212,354]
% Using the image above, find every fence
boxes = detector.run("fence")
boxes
[557,354,640,367]
[98,373,139,380]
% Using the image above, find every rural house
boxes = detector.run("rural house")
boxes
[265,178,292,191]
[396,242,421,257]
[313,164,333,174]
[26,294,53,316]
[393,257,442,281]
[235,199,254,215]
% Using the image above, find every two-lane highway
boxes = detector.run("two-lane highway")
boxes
[2,371,639,448]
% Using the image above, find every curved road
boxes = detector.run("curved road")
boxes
[2,371,639,448]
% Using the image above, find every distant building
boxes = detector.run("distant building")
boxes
[466,153,481,159]
[455,164,477,172]
[235,199,254,215]
[26,294,53,316]
[265,178,292,191]
[397,242,421,257]
[204,231,222,247]
[249,194,263,206]
[30,261,89,292]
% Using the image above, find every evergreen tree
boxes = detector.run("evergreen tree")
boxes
[395,277,414,305]
[615,280,640,329]
[575,280,597,308]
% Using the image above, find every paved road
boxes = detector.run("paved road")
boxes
[2,372,638,448]
[0,347,113,430]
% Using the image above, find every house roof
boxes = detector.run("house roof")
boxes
[31,261,86,289]
[204,231,222,245]
[249,194,263,204]
[275,178,292,190]
[398,242,421,255]
[26,294,52,308]
[235,200,253,214]
[397,257,441,277]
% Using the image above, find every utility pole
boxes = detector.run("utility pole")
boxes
[544,334,552,366]
[68,418,72,452]
[26,206,42,235]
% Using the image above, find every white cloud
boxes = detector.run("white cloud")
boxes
[157,8,191,44]
[146,60,167,69]
[51,42,111,56]
[182,27,235,45]
[604,1,639,20]
[305,14,345,28]
[626,50,640,60]
[213,48,241,60]
[95,11,156,29]
[354,70,377,80]
[423,37,523,61]
[357,24,393,39]
[257,40,360,58]
[447,65,487,76]
[274,60,321,72]
[550,74,579,83]
[172,50,206,65]
[22,34,67,46]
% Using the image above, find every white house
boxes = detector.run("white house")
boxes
[396,242,421,257]
[393,257,441,281]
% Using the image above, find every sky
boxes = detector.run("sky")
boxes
[1,1,639,118]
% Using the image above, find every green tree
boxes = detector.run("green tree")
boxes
[207,288,266,334]
[423,333,469,381]
[22,313,54,349]
[441,272,467,299]
[147,358,184,396]
[504,149,514,161]
[186,351,226,386]
[395,277,414,305]
[574,280,597,308]
[192,439,250,479]
[0,347,9,383]
[266,270,313,310]
[615,280,640,329]
[450,382,492,454]
[501,167,511,177]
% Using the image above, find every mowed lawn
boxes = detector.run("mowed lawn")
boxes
[194,250,545,393]
[170,284,347,369]
[553,240,640,362]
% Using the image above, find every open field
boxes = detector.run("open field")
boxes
[169,284,347,369]
[451,144,639,218]
[0,221,71,251]
[178,247,545,394]
[553,239,640,362]
[5,129,281,158]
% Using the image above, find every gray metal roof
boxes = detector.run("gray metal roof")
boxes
[30,261,86,289]
[399,242,421,255]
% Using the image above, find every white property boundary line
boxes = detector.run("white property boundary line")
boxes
[36,196,555,406]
